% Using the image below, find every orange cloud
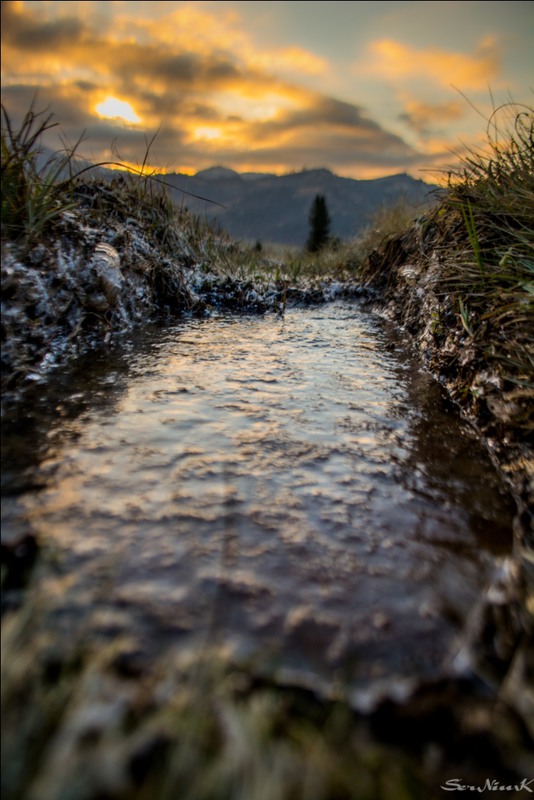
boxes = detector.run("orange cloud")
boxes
[367,37,501,91]
[252,46,329,77]
[399,99,465,136]
[1,1,432,178]
[139,4,248,54]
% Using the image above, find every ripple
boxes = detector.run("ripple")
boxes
[1,302,514,693]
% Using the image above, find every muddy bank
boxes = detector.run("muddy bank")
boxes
[1,179,366,394]
[362,215,534,754]
[2,176,533,798]
[364,215,533,545]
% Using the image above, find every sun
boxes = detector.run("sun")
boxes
[95,97,140,124]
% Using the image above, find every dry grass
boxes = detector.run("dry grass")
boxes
[1,101,81,241]
[358,103,533,393]
[439,103,534,386]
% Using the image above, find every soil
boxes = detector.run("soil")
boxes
[361,221,534,777]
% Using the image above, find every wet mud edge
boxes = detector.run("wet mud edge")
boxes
[363,231,533,750]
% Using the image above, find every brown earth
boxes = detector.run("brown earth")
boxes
[361,218,534,775]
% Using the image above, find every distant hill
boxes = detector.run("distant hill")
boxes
[36,148,438,248]
[164,167,439,248]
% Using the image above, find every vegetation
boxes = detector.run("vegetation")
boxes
[442,104,534,386]
[3,612,529,800]
[1,102,82,241]
[359,103,533,443]
[0,101,223,253]
[0,103,288,385]
[306,194,331,252]
[2,100,533,800]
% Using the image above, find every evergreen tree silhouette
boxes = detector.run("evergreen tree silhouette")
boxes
[306,194,331,252]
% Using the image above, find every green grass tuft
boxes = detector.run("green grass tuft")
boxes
[359,102,533,394]
[441,103,534,386]
[1,100,82,241]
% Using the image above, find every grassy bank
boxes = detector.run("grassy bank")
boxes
[2,104,372,390]
[354,107,534,762]
[358,105,533,506]
[3,608,532,800]
[2,103,533,800]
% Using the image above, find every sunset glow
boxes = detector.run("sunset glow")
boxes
[95,97,140,125]
[1,1,532,180]
[368,37,501,91]
[193,125,225,142]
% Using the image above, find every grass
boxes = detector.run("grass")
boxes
[224,199,421,287]
[1,102,289,384]
[0,101,223,258]
[358,102,533,403]
[139,656,424,800]
[300,198,421,280]
[1,101,82,241]
[3,587,529,800]
[0,99,423,308]
[0,606,495,800]
[2,101,532,799]
[441,103,534,386]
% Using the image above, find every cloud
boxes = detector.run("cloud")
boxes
[1,0,85,51]
[366,37,502,91]
[245,93,417,153]
[183,90,422,173]
[253,46,329,78]
[1,1,430,177]
[399,100,465,136]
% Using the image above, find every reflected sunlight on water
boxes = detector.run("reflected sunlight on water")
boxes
[1,302,515,697]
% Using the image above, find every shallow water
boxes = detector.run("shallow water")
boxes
[1,302,514,701]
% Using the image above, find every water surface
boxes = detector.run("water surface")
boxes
[1,302,514,702]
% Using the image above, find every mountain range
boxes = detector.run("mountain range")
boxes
[164,167,439,248]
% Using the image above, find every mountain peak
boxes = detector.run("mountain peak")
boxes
[195,166,241,181]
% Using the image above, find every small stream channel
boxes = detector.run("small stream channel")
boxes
[2,301,515,706]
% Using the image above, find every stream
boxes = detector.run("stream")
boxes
[1,301,515,706]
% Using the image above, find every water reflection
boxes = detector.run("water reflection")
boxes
[1,303,513,696]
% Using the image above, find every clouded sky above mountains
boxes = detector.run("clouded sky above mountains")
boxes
[1,0,532,180]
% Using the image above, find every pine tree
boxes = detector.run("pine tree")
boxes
[306,194,331,252]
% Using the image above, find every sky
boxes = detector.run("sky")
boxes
[1,0,533,181]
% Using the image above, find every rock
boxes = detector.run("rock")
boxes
[91,243,123,305]
[82,292,110,312]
